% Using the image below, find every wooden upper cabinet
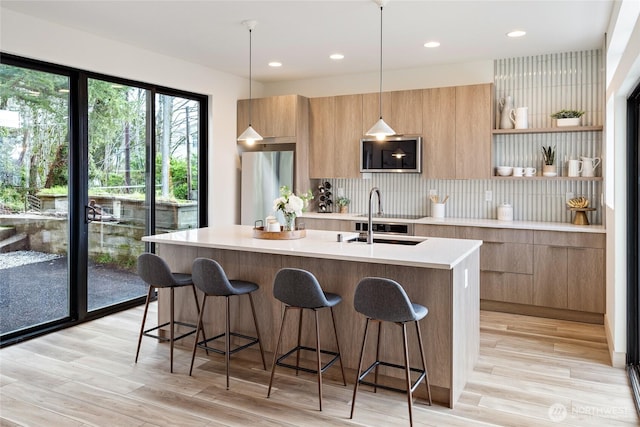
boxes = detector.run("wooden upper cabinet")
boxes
[334,94,362,178]
[422,84,492,179]
[309,96,335,179]
[237,95,299,138]
[422,86,456,179]
[362,90,422,136]
[309,94,361,179]
[455,84,492,179]
[389,90,423,135]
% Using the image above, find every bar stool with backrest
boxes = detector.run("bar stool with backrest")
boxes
[350,277,432,427]
[135,252,201,373]
[267,268,347,411]
[189,257,267,389]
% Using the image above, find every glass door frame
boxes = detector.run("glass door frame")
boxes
[0,53,208,346]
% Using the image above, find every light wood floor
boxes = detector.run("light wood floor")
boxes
[1,305,638,426]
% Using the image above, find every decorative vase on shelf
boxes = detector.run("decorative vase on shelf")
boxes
[499,96,515,129]
[542,164,557,177]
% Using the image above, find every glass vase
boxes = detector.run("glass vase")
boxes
[284,215,296,231]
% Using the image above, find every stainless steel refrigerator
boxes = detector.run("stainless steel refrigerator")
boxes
[241,149,294,226]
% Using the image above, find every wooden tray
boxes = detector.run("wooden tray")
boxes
[253,226,306,240]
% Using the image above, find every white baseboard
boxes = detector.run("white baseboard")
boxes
[605,313,627,368]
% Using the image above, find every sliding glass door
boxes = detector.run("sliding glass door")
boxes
[0,62,71,335]
[0,54,207,345]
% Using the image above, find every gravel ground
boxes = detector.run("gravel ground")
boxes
[0,250,63,269]
[0,252,147,335]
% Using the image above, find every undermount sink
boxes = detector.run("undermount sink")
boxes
[347,236,426,246]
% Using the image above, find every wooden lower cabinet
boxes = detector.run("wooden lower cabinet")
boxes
[481,271,533,305]
[532,232,605,314]
[567,247,605,313]
[533,245,569,309]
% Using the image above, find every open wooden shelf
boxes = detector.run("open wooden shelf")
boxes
[491,176,603,181]
[492,125,603,135]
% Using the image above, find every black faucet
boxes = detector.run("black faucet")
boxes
[367,187,383,244]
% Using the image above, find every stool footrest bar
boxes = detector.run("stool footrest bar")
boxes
[196,332,260,356]
[142,321,197,342]
[358,360,427,394]
[276,345,340,375]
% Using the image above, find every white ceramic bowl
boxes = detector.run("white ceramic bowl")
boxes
[496,166,513,176]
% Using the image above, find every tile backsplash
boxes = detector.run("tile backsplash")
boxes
[320,175,602,225]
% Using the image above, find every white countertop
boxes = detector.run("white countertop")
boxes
[301,212,606,234]
[142,225,482,270]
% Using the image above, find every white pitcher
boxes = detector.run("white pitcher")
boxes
[567,159,583,177]
[580,156,601,177]
[509,107,528,129]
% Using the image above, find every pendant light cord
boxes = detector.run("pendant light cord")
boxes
[378,5,383,120]
[249,27,253,127]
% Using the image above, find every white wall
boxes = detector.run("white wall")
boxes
[263,60,493,97]
[0,7,263,226]
[604,0,640,367]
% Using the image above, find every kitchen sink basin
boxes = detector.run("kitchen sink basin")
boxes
[346,236,426,246]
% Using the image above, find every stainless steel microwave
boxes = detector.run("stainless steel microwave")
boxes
[360,135,422,173]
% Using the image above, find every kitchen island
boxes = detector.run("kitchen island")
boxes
[143,225,482,408]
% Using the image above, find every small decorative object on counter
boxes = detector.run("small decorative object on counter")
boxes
[273,185,313,231]
[499,95,515,129]
[336,196,350,214]
[551,109,584,127]
[317,181,332,213]
[541,145,557,176]
[430,194,449,219]
[497,203,513,221]
[566,196,595,225]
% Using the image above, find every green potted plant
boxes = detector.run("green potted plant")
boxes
[336,196,350,214]
[550,109,584,127]
[541,145,557,176]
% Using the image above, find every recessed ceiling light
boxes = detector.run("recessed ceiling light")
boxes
[423,41,440,48]
[330,53,345,60]
[268,61,282,67]
[507,30,526,38]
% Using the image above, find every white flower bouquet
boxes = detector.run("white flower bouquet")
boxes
[273,186,313,231]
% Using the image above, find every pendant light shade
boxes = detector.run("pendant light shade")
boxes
[366,0,395,141]
[238,20,263,145]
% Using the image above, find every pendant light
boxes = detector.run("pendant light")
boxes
[237,20,263,145]
[366,0,395,141]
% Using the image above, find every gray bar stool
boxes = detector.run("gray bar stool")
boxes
[350,277,432,427]
[135,252,200,373]
[189,257,266,390]
[267,268,347,411]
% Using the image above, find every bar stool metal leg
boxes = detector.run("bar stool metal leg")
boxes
[374,320,382,393]
[267,305,290,398]
[169,287,175,373]
[296,308,303,376]
[315,310,323,411]
[350,317,371,419]
[416,321,432,405]
[248,293,267,370]
[329,307,347,386]
[189,295,208,376]
[135,286,155,364]
[402,323,414,426]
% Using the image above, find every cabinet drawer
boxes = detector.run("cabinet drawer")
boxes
[456,227,533,244]
[480,242,533,274]
[534,231,605,248]
[480,271,533,305]
[414,224,457,238]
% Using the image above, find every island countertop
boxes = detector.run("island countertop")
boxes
[142,224,482,270]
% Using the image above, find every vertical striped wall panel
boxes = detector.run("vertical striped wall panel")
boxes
[314,50,603,226]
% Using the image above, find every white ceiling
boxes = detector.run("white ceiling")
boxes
[2,0,614,83]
